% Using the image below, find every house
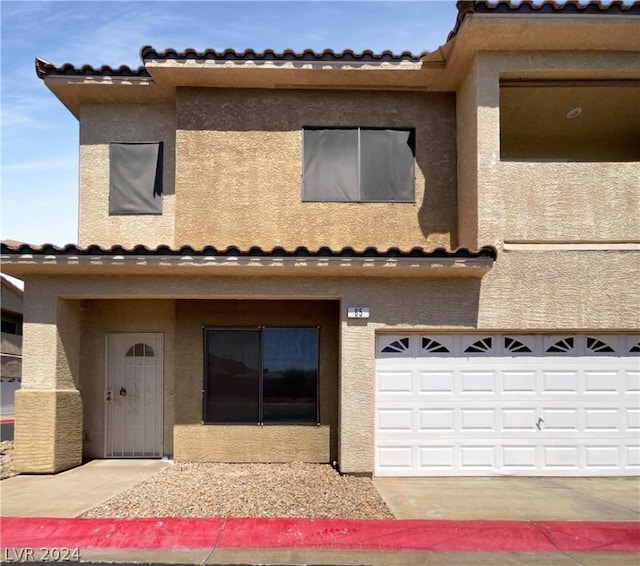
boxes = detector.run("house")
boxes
[2,0,639,477]
[1,275,23,437]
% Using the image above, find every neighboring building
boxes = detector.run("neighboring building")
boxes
[2,1,639,476]
[1,275,23,420]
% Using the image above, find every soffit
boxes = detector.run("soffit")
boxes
[500,84,640,146]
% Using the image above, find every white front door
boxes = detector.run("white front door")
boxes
[105,333,163,457]
[375,334,640,477]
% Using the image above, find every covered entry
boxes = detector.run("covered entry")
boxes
[375,334,640,477]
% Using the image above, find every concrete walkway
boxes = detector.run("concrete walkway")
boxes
[0,459,169,517]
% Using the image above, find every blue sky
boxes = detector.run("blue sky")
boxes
[1,0,458,246]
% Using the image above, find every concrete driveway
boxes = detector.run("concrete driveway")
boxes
[373,476,640,520]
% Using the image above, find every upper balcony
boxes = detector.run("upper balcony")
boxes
[494,81,640,242]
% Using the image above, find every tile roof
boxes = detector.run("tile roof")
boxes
[35,57,149,79]
[448,0,639,40]
[34,2,637,79]
[139,46,427,63]
[34,48,426,80]
[1,242,497,260]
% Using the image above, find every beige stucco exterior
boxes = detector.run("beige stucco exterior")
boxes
[10,248,639,473]
[79,105,176,248]
[175,89,457,250]
[173,299,339,462]
[5,9,640,474]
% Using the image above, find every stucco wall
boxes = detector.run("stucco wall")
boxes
[175,88,457,251]
[14,288,83,472]
[456,60,479,249]
[174,299,339,462]
[79,299,175,458]
[13,389,83,473]
[79,105,176,248]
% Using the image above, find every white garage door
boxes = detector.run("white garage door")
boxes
[375,334,640,477]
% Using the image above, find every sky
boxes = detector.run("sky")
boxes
[0,0,459,247]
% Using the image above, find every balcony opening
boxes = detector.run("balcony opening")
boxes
[500,81,640,162]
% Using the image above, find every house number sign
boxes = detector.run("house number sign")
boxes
[347,307,370,319]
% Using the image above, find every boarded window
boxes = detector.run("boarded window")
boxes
[303,127,415,202]
[109,142,163,214]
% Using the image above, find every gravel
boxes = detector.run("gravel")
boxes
[0,441,17,480]
[82,461,394,519]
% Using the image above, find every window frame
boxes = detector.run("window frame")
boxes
[301,126,416,203]
[203,326,321,425]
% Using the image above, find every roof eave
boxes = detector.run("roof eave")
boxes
[0,253,495,279]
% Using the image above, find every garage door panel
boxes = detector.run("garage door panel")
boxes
[543,445,580,470]
[375,333,640,477]
[627,446,640,468]
[418,446,455,469]
[584,371,620,393]
[503,446,537,469]
[541,408,579,431]
[419,409,455,431]
[460,445,497,469]
[584,408,620,431]
[460,409,497,431]
[418,371,455,394]
[503,408,537,431]
[377,370,413,394]
[626,371,640,393]
[502,371,537,393]
[585,446,620,469]
[461,371,496,393]
[377,446,413,470]
[542,371,579,393]
[377,409,413,431]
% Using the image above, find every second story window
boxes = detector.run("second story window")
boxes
[302,127,415,202]
[109,141,163,215]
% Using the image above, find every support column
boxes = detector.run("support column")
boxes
[338,305,376,475]
[13,281,83,473]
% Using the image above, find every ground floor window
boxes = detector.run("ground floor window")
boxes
[204,327,319,424]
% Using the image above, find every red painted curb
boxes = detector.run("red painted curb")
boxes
[1,518,639,553]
